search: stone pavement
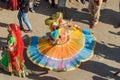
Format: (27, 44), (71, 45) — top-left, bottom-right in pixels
(0, 0), (120, 80)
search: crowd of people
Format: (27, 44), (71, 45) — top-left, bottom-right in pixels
(0, 0), (120, 78)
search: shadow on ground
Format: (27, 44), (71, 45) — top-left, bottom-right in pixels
(0, 22), (8, 28)
(94, 42), (120, 63)
(80, 61), (120, 80)
(100, 9), (120, 28)
(109, 31), (120, 36)
(79, 41), (120, 79)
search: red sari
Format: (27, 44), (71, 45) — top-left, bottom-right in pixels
(8, 0), (18, 10)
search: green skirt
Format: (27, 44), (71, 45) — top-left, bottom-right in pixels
(0, 51), (28, 76)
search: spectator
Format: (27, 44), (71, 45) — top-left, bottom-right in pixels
(18, 0), (33, 33)
(88, 0), (103, 28)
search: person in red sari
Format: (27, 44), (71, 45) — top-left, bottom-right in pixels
(8, 0), (18, 10)
(0, 24), (28, 77)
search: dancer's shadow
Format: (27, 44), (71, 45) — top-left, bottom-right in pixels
(79, 41), (120, 79)
(94, 42), (120, 63)
(0, 22), (8, 28)
(80, 61), (120, 80)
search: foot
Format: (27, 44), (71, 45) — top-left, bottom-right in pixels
(90, 23), (96, 28)
(20, 27), (24, 31)
(0, 7), (3, 11)
(24, 30), (32, 33)
(90, 20), (97, 28)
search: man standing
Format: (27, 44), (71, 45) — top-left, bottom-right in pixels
(88, 0), (103, 28)
(18, 0), (33, 33)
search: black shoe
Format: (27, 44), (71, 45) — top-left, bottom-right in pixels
(29, 8), (35, 13)
(20, 27), (24, 31)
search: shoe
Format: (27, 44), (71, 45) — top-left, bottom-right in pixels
(90, 20), (97, 28)
(90, 24), (96, 28)
(20, 27), (24, 31)
(34, 4), (39, 7)
(29, 8), (35, 13)
(24, 30), (32, 33)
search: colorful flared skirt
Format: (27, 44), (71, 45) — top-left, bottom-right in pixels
(27, 29), (96, 71)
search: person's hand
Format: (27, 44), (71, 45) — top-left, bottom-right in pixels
(94, 0), (100, 6)
(67, 19), (73, 26)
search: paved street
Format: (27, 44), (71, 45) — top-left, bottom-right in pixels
(0, 0), (120, 80)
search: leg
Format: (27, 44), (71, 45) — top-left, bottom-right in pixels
(88, 0), (94, 19)
(51, 0), (55, 7)
(22, 13), (32, 31)
(17, 10), (24, 30)
(29, 0), (35, 13)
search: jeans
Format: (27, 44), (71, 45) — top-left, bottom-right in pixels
(17, 10), (32, 30)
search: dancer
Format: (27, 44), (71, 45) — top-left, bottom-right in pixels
(27, 12), (96, 71)
(0, 24), (28, 77)
(45, 12), (66, 31)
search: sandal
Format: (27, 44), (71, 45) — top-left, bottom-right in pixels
(24, 30), (32, 33)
